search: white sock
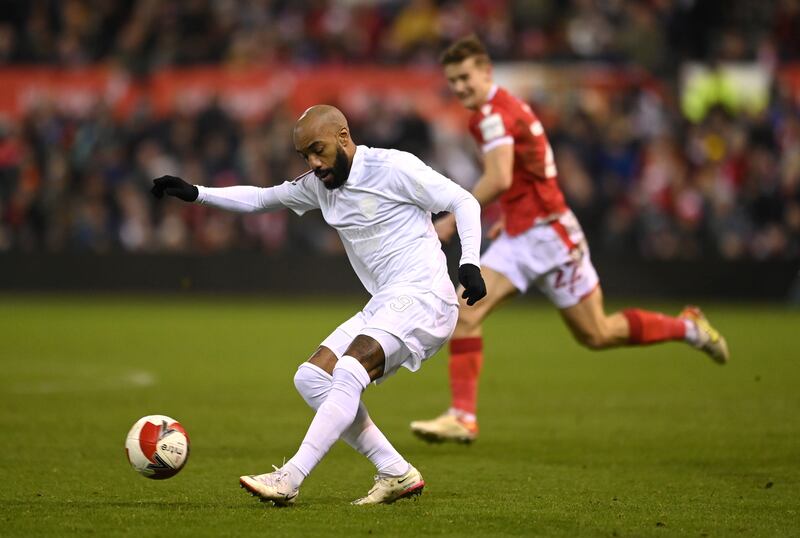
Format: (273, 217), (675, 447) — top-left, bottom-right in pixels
(285, 356), (370, 485)
(293, 362), (409, 477)
(683, 319), (700, 346)
(349, 413), (410, 477)
(449, 407), (477, 423)
(280, 461), (305, 490)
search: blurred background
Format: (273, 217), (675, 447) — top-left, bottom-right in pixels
(0, 0), (798, 298)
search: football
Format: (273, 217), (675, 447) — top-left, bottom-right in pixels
(125, 415), (190, 479)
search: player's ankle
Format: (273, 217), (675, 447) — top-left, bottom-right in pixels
(281, 462), (306, 490)
(449, 407), (477, 423)
(683, 319), (701, 346)
(378, 460), (411, 478)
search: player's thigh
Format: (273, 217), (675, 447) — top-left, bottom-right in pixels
(314, 310), (369, 374)
(456, 266), (518, 329)
(363, 289), (458, 382)
(343, 333), (388, 381)
(307, 346), (339, 375)
(558, 285), (607, 343)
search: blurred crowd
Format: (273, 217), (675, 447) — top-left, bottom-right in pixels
(0, 94), (436, 256)
(546, 89), (800, 261)
(1, 0), (799, 72)
(0, 0), (799, 260)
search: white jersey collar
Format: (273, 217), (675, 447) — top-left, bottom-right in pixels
(345, 145), (367, 187)
(485, 84), (499, 103)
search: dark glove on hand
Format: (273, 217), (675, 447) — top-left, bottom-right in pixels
(458, 263), (487, 306)
(151, 175), (199, 202)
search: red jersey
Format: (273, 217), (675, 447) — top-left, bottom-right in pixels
(468, 85), (568, 236)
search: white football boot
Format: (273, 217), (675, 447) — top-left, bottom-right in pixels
(352, 465), (425, 505)
(679, 306), (730, 364)
(410, 412), (478, 444)
(239, 466), (299, 506)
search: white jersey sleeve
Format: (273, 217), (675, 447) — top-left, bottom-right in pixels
(195, 174), (320, 216)
(392, 155), (482, 267)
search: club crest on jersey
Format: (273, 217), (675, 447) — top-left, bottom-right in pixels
(479, 113), (505, 141)
(359, 196), (378, 219)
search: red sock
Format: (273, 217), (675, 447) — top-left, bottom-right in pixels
(623, 309), (686, 345)
(449, 337), (483, 416)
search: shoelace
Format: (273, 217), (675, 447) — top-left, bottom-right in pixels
(365, 475), (383, 496)
(258, 465), (288, 486)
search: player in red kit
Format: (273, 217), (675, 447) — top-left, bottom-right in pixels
(410, 35), (729, 444)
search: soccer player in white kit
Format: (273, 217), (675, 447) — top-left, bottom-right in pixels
(151, 105), (486, 505)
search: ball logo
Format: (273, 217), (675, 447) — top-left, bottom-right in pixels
(126, 415), (190, 479)
(159, 443), (185, 456)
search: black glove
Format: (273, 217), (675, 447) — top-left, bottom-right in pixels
(151, 175), (199, 202)
(458, 263), (486, 306)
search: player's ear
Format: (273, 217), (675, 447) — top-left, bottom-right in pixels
(337, 127), (350, 147)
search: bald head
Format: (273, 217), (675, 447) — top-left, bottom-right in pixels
(295, 105), (349, 138)
(294, 104), (356, 190)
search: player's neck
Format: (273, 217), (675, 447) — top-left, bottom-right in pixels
(474, 84), (498, 109)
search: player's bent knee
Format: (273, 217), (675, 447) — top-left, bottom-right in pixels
(294, 362), (332, 406)
(307, 345), (338, 374)
(574, 330), (611, 350)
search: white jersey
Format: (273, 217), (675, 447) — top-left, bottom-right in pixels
(196, 145), (481, 303)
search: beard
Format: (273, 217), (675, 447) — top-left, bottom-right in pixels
(318, 146), (351, 191)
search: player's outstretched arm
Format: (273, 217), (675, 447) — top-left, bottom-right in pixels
(151, 175), (198, 202)
(151, 175), (302, 213)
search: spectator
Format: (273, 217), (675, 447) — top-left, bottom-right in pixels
(0, 0), (797, 260)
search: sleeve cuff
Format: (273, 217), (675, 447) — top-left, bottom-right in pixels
(459, 255), (481, 268)
(195, 185), (206, 204)
(481, 136), (513, 153)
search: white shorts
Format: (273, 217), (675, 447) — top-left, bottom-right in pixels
(320, 286), (458, 383)
(481, 211), (599, 309)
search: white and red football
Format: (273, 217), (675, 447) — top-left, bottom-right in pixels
(125, 415), (190, 479)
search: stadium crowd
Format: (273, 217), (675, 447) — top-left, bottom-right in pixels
(0, 0), (799, 260)
(1, 0), (799, 70)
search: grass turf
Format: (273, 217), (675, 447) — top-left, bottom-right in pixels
(0, 295), (797, 537)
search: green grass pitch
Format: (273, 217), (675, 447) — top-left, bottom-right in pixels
(1, 295), (798, 537)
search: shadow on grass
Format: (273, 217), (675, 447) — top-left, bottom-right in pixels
(2, 494), (362, 512)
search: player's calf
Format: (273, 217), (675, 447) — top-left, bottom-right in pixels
(572, 328), (616, 350)
(568, 317), (627, 350)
